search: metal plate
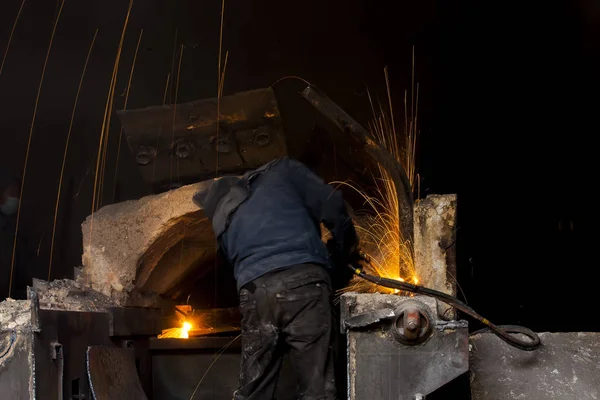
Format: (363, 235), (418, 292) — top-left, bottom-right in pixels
(0, 332), (33, 398)
(109, 307), (162, 337)
(347, 325), (469, 399)
(117, 88), (287, 192)
(87, 346), (148, 400)
(471, 332), (600, 400)
(341, 293), (469, 399)
(150, 337), (297, 400)
(34, 309), (116, 400)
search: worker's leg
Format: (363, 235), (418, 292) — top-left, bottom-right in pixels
(233, 284), (284, 400)
(280, 265), (336, 400)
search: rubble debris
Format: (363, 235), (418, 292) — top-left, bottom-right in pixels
(32, 278), (116, 312)
(0, 299), (35, 332)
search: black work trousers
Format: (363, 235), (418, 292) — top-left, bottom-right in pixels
(233, 264), (336, 400)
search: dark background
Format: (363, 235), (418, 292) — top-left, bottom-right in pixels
(0, 0), (597, 331)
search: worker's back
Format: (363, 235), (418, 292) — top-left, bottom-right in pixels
(194, 157), (355, 400)
(220, 158), (331, 291)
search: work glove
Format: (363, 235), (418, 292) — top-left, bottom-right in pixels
(327, 239), (362, 290)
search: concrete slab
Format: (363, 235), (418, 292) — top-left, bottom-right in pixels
(80, 181), (215, 305)
(470, 332), (600, 400)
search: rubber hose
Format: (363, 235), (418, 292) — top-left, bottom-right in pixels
(347, 264), (541, 351)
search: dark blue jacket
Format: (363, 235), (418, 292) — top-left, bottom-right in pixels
(193, 157), (357, 291)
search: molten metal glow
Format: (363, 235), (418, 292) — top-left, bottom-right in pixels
(180, 321), (192, 339)
(158, 320), (194, 339)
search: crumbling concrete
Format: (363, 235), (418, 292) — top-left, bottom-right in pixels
(413, 194), (457, 318)
(470, 332), (600, 400)
(32, 278), (116, 312)
(80, 181), (215, 306)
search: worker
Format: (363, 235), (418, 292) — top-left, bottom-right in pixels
(193, 156), (358, 400)
(0, 177), (19, 229)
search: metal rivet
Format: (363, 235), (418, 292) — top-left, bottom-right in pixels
(174, 140), (195, 159)
(214, 137), (233, 153)
(316, 283), (321, 287)
(136, 146), (157, 165)
(253, 130), (271, 147)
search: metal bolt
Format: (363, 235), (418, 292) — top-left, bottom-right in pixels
(392, 300), (433, 345)
(403, 309), (421, 339)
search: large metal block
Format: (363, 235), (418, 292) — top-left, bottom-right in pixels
(0, 298), (38, 399)
(0, 332), (35, 399)
(341, 293), (469, 400)
(87, 346), (148, 400)
(471, 332), (600, 400)
(149, 337), (297, 400)
(0, 296), (152, 400)
(117, 88), (287, 193)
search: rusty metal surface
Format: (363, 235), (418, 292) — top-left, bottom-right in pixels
(87, 346), (148, 400)
(344, 307), (395, 329)
(117, 88), (287, 192)
(471, 332), (600, 400)
(0, 332), (34, 399)
(109, 307), (162, 337)
(2, 304), (154, 400)
(150, 337), (297, 400)
(35, 309), (115, 400)
(341, 293), (469, 400)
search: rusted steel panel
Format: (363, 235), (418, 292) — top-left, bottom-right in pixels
(117, 88), (287, 192)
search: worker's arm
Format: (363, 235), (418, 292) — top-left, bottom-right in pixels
(286, 158), (359, 262)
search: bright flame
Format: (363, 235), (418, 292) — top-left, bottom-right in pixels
(180, 321), (192, 338)
(158, 320), (195, 339)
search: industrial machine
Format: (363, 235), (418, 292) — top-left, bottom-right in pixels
(0, 86), (537, 399)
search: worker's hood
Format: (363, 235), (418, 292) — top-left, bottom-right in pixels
(193, 158), (281, 238)
(193, 176), (242, 221)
